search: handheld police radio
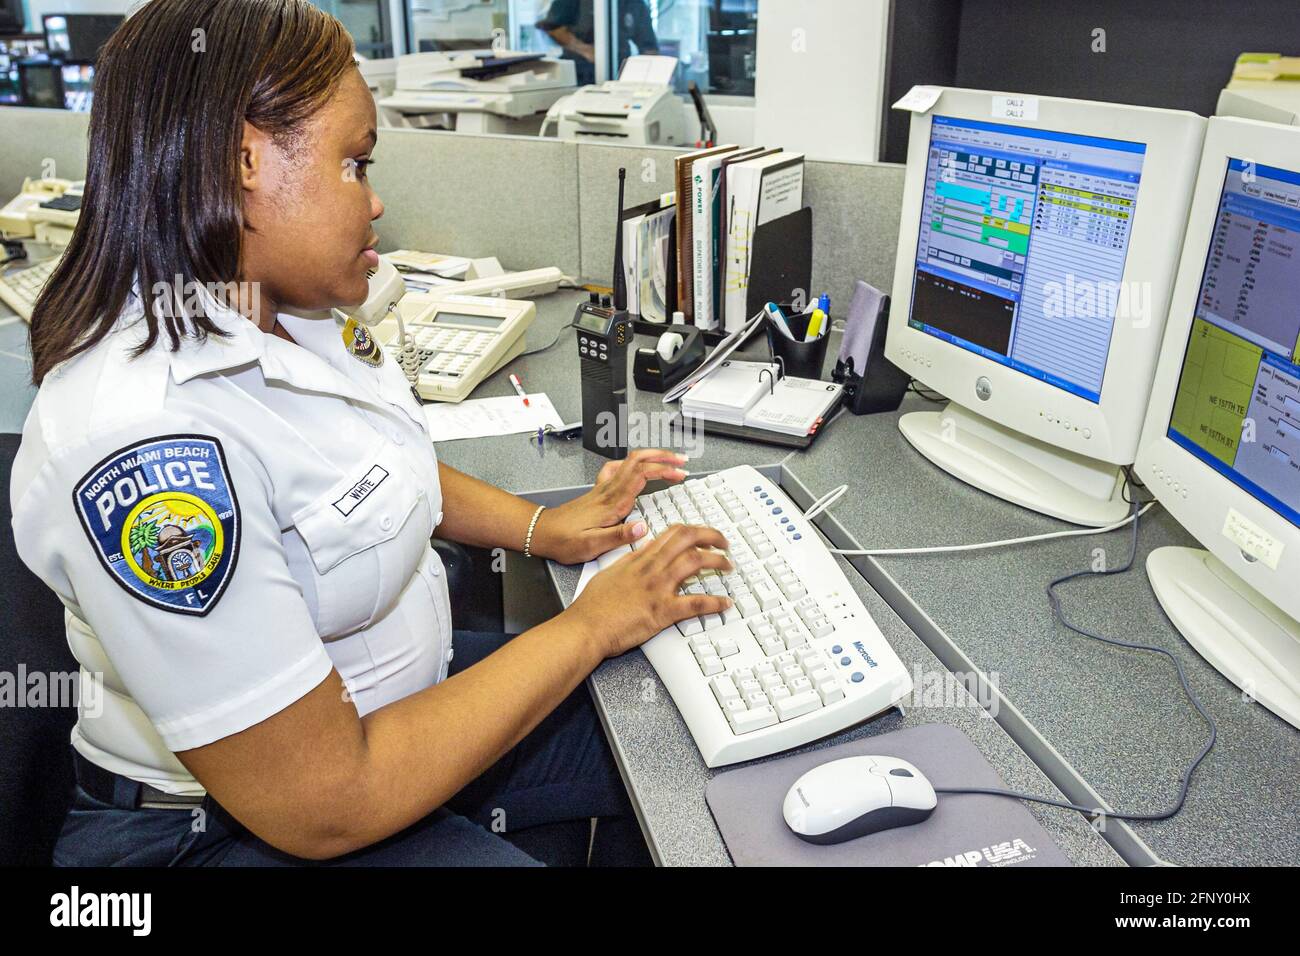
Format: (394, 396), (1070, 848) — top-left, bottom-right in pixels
(576, 167), (631, 459)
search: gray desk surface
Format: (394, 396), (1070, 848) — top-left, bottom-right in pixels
(783, 408), (1300, 867)
(438, 290), (1123, 866)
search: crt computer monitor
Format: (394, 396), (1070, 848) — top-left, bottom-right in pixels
(886, 88), (1205, 526)
(18, 59), (62, 108)
(1135, 115), (1300, 729)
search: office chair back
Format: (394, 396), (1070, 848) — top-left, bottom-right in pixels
(0, 433), (78, 865)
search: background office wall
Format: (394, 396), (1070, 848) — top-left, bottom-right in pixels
(23, 0), (133, 32)
(882, 0), (1300, 162)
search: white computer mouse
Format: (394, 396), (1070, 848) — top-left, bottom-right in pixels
(783, 755), (937, 844)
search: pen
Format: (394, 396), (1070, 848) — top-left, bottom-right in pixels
(509, 373), (530, 407)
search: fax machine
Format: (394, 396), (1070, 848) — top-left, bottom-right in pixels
(379, 50), (576, 135)
(541, 55), (688, 146)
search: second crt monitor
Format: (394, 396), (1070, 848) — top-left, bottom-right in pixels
(1136, 116), (1300, 729)
(886, 88), (1205, 525)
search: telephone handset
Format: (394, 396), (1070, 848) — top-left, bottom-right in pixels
(344, 257), (406, 326)
(339, 253), (536, 403)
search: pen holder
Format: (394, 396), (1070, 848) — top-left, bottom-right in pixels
(767, 306), (830, 379)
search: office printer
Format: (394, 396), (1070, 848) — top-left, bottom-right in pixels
(541, 55), (688, 146)
(379, 50), (576, 134)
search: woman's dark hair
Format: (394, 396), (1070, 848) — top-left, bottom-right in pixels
(29, 0), (357, 385)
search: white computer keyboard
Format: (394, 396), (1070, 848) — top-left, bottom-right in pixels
(0, 257), (58, 321)
(578, 464), (913, 767)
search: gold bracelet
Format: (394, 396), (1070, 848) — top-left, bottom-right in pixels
(523, 505), (546, 558)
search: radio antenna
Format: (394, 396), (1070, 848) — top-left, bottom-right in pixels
(612, 166), (627, 311)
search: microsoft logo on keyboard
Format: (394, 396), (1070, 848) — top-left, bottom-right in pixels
(853, 642), (878, 669)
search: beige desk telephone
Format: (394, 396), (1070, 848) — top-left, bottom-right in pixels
(344, 257), (536, 404)
(0, 178), (83, 246)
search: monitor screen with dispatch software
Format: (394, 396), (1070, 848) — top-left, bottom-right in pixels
(1165, 158), (1300, 530)
(908, 115), (1147, 404)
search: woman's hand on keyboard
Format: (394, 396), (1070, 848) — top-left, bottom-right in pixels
(570, 524), (733, 658)
(533, 448), (689, 564)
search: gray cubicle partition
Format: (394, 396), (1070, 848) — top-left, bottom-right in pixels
(0, 108), (907, 312)
(0, 107), (91, 200)
(370, 129), (582, 278)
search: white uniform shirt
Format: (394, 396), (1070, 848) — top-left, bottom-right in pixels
(11, 291), (453, 795)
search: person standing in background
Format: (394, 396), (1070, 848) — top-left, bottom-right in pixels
(538, 0), (659, 86)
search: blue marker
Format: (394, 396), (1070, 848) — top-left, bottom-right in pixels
(818, 292), (830, 315)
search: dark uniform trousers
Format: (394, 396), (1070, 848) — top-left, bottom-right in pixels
(53, 631), (649, 866)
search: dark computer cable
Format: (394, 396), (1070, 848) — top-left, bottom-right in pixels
(517, 320), (574, 358)
(906, 379), (946, 404)
(816, 471), (1216, 823)
(931, 487), (1217, 822)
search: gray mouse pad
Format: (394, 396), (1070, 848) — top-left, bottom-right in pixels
(706, 723), (1073, 866)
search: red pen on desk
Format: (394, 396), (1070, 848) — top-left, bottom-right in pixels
(509, 373), (530, 407)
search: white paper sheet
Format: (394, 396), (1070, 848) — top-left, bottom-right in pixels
(423, 393), (563, 442)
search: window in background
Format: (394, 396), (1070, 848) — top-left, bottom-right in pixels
(315, 0), (394, 59)
(608, 0), (756, 96)
(408, 0), (503, 52)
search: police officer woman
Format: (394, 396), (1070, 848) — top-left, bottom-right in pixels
(11, 0), (731, 866)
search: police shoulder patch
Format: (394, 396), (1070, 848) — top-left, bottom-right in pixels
(74, 435), (241, 617)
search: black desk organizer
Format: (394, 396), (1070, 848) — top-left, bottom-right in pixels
(631, 206), (813, 345)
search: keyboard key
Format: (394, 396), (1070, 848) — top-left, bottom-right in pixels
(753, 581), (782, 611)
(745, 690), (769, 708)
(714, 637), (740, 658)
(816, 680), (845, 705)
(699, 655), (724, 676)
(729, 705), (778, 734)
(677, 618), (703, 636)
(709, 675), (740, 705)
(808, 618), (835, 639)
(735, 595), (760, 618)
(775, 691), (822, 721)
(760, 636), (784, 656)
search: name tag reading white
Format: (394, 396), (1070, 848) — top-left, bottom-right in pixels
(1222, 507), (1285, 570)
(334, 466), (389, 517)
(992, 95), (1038, 121)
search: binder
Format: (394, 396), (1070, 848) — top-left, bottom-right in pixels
(674, 145), (741, 326)
(722, 152), (805, 331)
(743, 206), (813, 321)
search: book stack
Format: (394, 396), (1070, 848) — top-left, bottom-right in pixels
(673, 145), (809, 335)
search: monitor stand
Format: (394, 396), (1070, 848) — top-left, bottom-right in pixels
(1147, 547), (1300, 730)
(899, 403), (1129, 527)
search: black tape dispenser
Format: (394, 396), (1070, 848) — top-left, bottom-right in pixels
(633, 327), (706, 393)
